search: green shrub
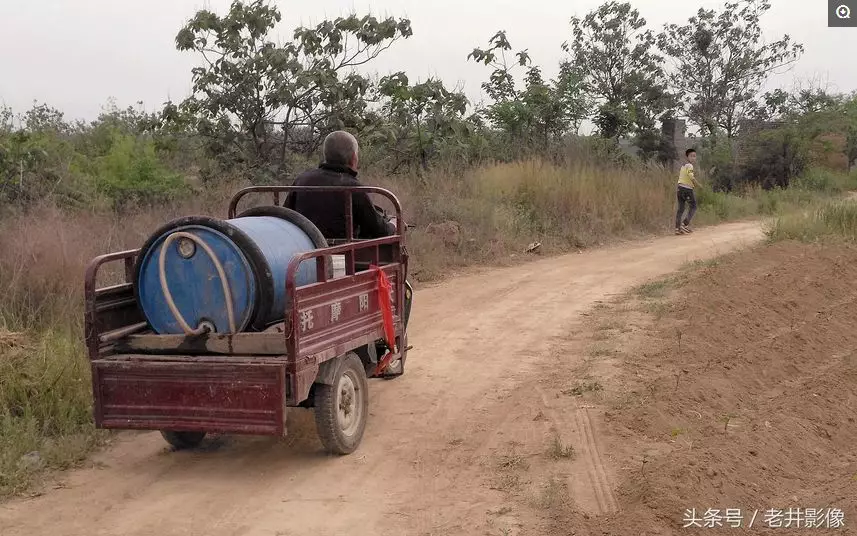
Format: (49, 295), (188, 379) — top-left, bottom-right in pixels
(740, 126), (810, 189)
(698, 140), (738, 192)
(792, 167), (857, 194)
(86, 132), (186, 208)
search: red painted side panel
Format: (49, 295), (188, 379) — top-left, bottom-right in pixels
(294, 268), (399, 358)
(285, 266), (403, 403)
(91, 358), (287, 436)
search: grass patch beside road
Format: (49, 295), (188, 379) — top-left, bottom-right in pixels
(766, 198), (857, 244)
(0, 330), (105, 497)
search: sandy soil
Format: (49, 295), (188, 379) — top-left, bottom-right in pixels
(554, 240), (857, 535)
(0, 221), (765, 536)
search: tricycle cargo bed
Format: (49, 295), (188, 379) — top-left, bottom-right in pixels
(90, 261), (402, 357)
(92, 356), (287, 436)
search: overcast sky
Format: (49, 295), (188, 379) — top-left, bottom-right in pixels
(1, 0), (855, 123)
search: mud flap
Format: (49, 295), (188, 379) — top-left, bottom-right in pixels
(315, 354), (346, 386)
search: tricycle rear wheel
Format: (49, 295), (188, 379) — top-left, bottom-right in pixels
(161, 430), (206, 450)
(314, 353), (368, 455)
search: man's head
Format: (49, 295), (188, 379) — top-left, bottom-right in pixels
(685, 148), (697, 164)
(323, 130), (359, 170)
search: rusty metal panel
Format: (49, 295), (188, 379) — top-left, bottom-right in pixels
(94, 284), (142, 330)
(288, 361), (320, 406)
(114, 332), (288, 356)
(91, 358), (287, 436)
(85, 250), (143, 359)
(286, 265), (403, 404)
(293, 268), (399, 357)
(354, 244), (400, 265)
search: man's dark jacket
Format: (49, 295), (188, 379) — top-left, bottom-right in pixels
(283, 163), (391, 240)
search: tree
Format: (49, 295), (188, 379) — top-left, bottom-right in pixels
(468, 31), (530, 103)
(0, 103), (67, 204)
(788, 91), (857, 173)
(657, 0), (803, 139)
(468, 31), (589, 150)
(751, 77), (844, 122)
(167, 0), (412, 180)
(564, 1), (673, 140)
(0, 129), (49, 202)
(373, 73), (471, 172)
(467, 30), (534, 145)
(553, 61), (591, 136)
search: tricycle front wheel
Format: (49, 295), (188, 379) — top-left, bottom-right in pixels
(314, 353), (368, 455)
(161, 430), (206, 450)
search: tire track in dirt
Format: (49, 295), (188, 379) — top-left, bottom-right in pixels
(574, 408), (618, 514)
(0, 221), (765, 536)
(535, 386), (617, 516)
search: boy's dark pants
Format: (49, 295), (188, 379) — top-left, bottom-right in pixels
(676, 186), (697, 229)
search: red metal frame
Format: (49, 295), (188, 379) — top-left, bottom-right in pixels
(227, 185), (405, 239)
(84, 185), (408, 437)
(84, 249), (145, 359)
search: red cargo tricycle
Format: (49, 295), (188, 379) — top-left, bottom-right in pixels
(84, 186), (412, 455)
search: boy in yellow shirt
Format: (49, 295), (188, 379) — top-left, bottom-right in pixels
(675, 148), (701, 235)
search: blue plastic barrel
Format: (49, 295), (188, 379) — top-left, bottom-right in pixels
(134, 207), (328, 335)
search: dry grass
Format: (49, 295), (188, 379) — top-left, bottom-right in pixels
(369, 158), (680, 279)
(547, 434), (576, 460)
(766, 198), (857, 244)
(530, 476), (571, 511)
(0, 330), (106, 496)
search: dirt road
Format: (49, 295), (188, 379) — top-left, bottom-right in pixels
(0, 221), (765, 536)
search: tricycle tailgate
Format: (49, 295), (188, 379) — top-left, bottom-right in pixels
(91, 356), (286, 436)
